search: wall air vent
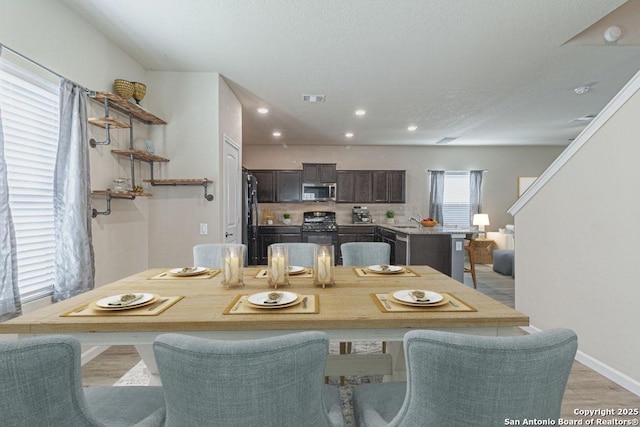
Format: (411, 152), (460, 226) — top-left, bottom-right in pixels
(435, 137), (458, 144)
(570, 114), (596, 122)
(302, 94), (326, 103)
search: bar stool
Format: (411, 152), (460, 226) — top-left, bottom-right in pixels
(464, 240), (477, 288)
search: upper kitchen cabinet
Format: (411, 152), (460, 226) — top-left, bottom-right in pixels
(388, 170), (406, 203)
(337, 170), (405, 203)
(251, 170), (276, 203)
(302, 163), (337, 184)
(276, 170), (302, 202)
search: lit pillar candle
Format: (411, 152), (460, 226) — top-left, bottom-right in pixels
(317, 253), (331, 283)
(225, 254), (240, 284)
(271, 255), (284, 283)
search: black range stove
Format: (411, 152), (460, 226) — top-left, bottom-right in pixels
(301, 211), (338, 251)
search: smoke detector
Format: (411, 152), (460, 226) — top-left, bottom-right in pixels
(302, 94), (326, 103)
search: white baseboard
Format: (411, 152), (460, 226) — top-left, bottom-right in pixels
(80, 345), (110, 366)
(524, 325), (640, 397)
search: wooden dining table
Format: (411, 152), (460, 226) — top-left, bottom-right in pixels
(0, 265), (528, 382)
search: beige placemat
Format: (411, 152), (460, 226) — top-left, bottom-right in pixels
(371, 292), (475, 313)
(354, 267), (420, 278)
(61, 296), (183, 317)
(255, 268), (314, 278)
(148, 269), (220, 280)
(223, 294), (319, 314)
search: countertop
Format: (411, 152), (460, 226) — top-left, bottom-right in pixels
(258, 223), (474, 235)
(377, 223), (475, 235)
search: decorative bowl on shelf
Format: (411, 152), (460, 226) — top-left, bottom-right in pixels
(420, 219), (438, 227)
(113, 79), (134, 99)
(132, 82), (146, 105)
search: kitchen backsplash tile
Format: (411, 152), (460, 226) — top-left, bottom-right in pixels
(258, 202), (418, 225)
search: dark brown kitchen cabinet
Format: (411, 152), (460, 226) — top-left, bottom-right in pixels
(372, 171), (389, 202)
(337, 170), (405, 203)
(257, 226), (301, 264)
(276, 170), (301, 202)
(336, 171), (355, 202)
(337, 171), (372, 203)
(388, 170), (406, 203)
(302, 163), (336, 183)
(251, 170), (276, 203)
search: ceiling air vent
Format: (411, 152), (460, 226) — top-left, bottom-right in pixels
(570, 114), (596, 123)
(302, 94), (326, 103)
(435, 137), (458, 144)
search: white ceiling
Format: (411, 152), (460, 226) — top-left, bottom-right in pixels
(59, 0), (640, 147)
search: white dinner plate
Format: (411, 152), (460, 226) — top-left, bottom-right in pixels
(247, 291), (299, 307)
(288, 266), (305, 275)
(392, 290), (444, 305)
(366, 264), (404, 274)
(95, 293), (156, 309)
(169, 266), (208, 277)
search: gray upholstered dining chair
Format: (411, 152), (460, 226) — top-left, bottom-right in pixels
(193, 243), (248, 267)
(271, 242), (317, 267)
(340, 242), (391, 266)
(0, 335), (165, 427)
(352, 328), (578, 427)
(153, 331), (345, 427)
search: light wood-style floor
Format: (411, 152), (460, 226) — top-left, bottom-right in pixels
(82, 264), (640, 424)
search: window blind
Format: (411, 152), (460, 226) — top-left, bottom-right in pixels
(442, 171), (471, 228)
(0, 57), (60, 302)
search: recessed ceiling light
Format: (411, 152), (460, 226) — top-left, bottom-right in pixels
(407, 125), (418, 131)
(345, 132), (354, 138)
(573, 85), (591, 95)
(257, 107), (269, 114)
(272, 131), (281, 137)
(355, 109), (366, 116)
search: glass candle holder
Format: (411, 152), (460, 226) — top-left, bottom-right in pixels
(314, 244), (335, 288)
(267, 245), (289, 288)
(221, 245), (244, 289)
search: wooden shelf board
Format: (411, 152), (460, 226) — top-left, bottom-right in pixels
(90, 92), (167, 125)
(143, 179), (212, 185)
(111, 149), (170, 163)
(92, 190), (153, 197)
(88, 117), (131, 129)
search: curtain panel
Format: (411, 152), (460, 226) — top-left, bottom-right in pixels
(428, 170), (445, 223)
(469, 170), (484, 219)
(53, 80), (94, 302)
(0, 107), (22, 321)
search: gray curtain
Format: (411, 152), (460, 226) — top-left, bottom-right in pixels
(428, 170), (445, 223)
(0, 107), (23, 321)
(469, 170), (484, 218)
(53, 80), (94, 302)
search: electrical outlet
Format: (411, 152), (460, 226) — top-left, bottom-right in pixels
(199, 223), (208, 235)
(455, 241), (463, 251)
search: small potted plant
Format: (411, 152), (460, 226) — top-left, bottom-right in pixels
(282, 213), (291, 224)
(385, 210), (395, 224)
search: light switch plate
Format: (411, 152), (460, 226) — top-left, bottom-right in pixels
(199, 223), (208, 235)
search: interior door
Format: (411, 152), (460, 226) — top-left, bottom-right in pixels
(223, 135), (241, 244)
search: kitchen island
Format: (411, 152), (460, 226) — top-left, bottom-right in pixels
(375, 224), (474, 282)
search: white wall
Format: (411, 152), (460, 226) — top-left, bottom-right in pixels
(243, 145), (563, 229)
(515, 81), (640, 386)
(0, 1), (242, 285)
(0, 0), (151, 286)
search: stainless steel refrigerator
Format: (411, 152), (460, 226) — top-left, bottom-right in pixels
(242, 170), (259, 265)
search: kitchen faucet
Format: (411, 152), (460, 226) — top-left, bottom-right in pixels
(409, 216), (423, 224)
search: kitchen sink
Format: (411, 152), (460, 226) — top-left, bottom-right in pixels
(394, 225), (419, 229)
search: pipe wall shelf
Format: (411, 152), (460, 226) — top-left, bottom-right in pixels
(90, 92), (166, 125)
(143, 179), (214, 201)
(112, 149), (170, 164)
(88, 117), (131, 129)
(90, 190), (152, 217)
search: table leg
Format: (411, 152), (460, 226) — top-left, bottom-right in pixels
(134, 344), (162, 385)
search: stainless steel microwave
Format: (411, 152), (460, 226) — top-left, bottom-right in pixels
(302, 182), (336, 201)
